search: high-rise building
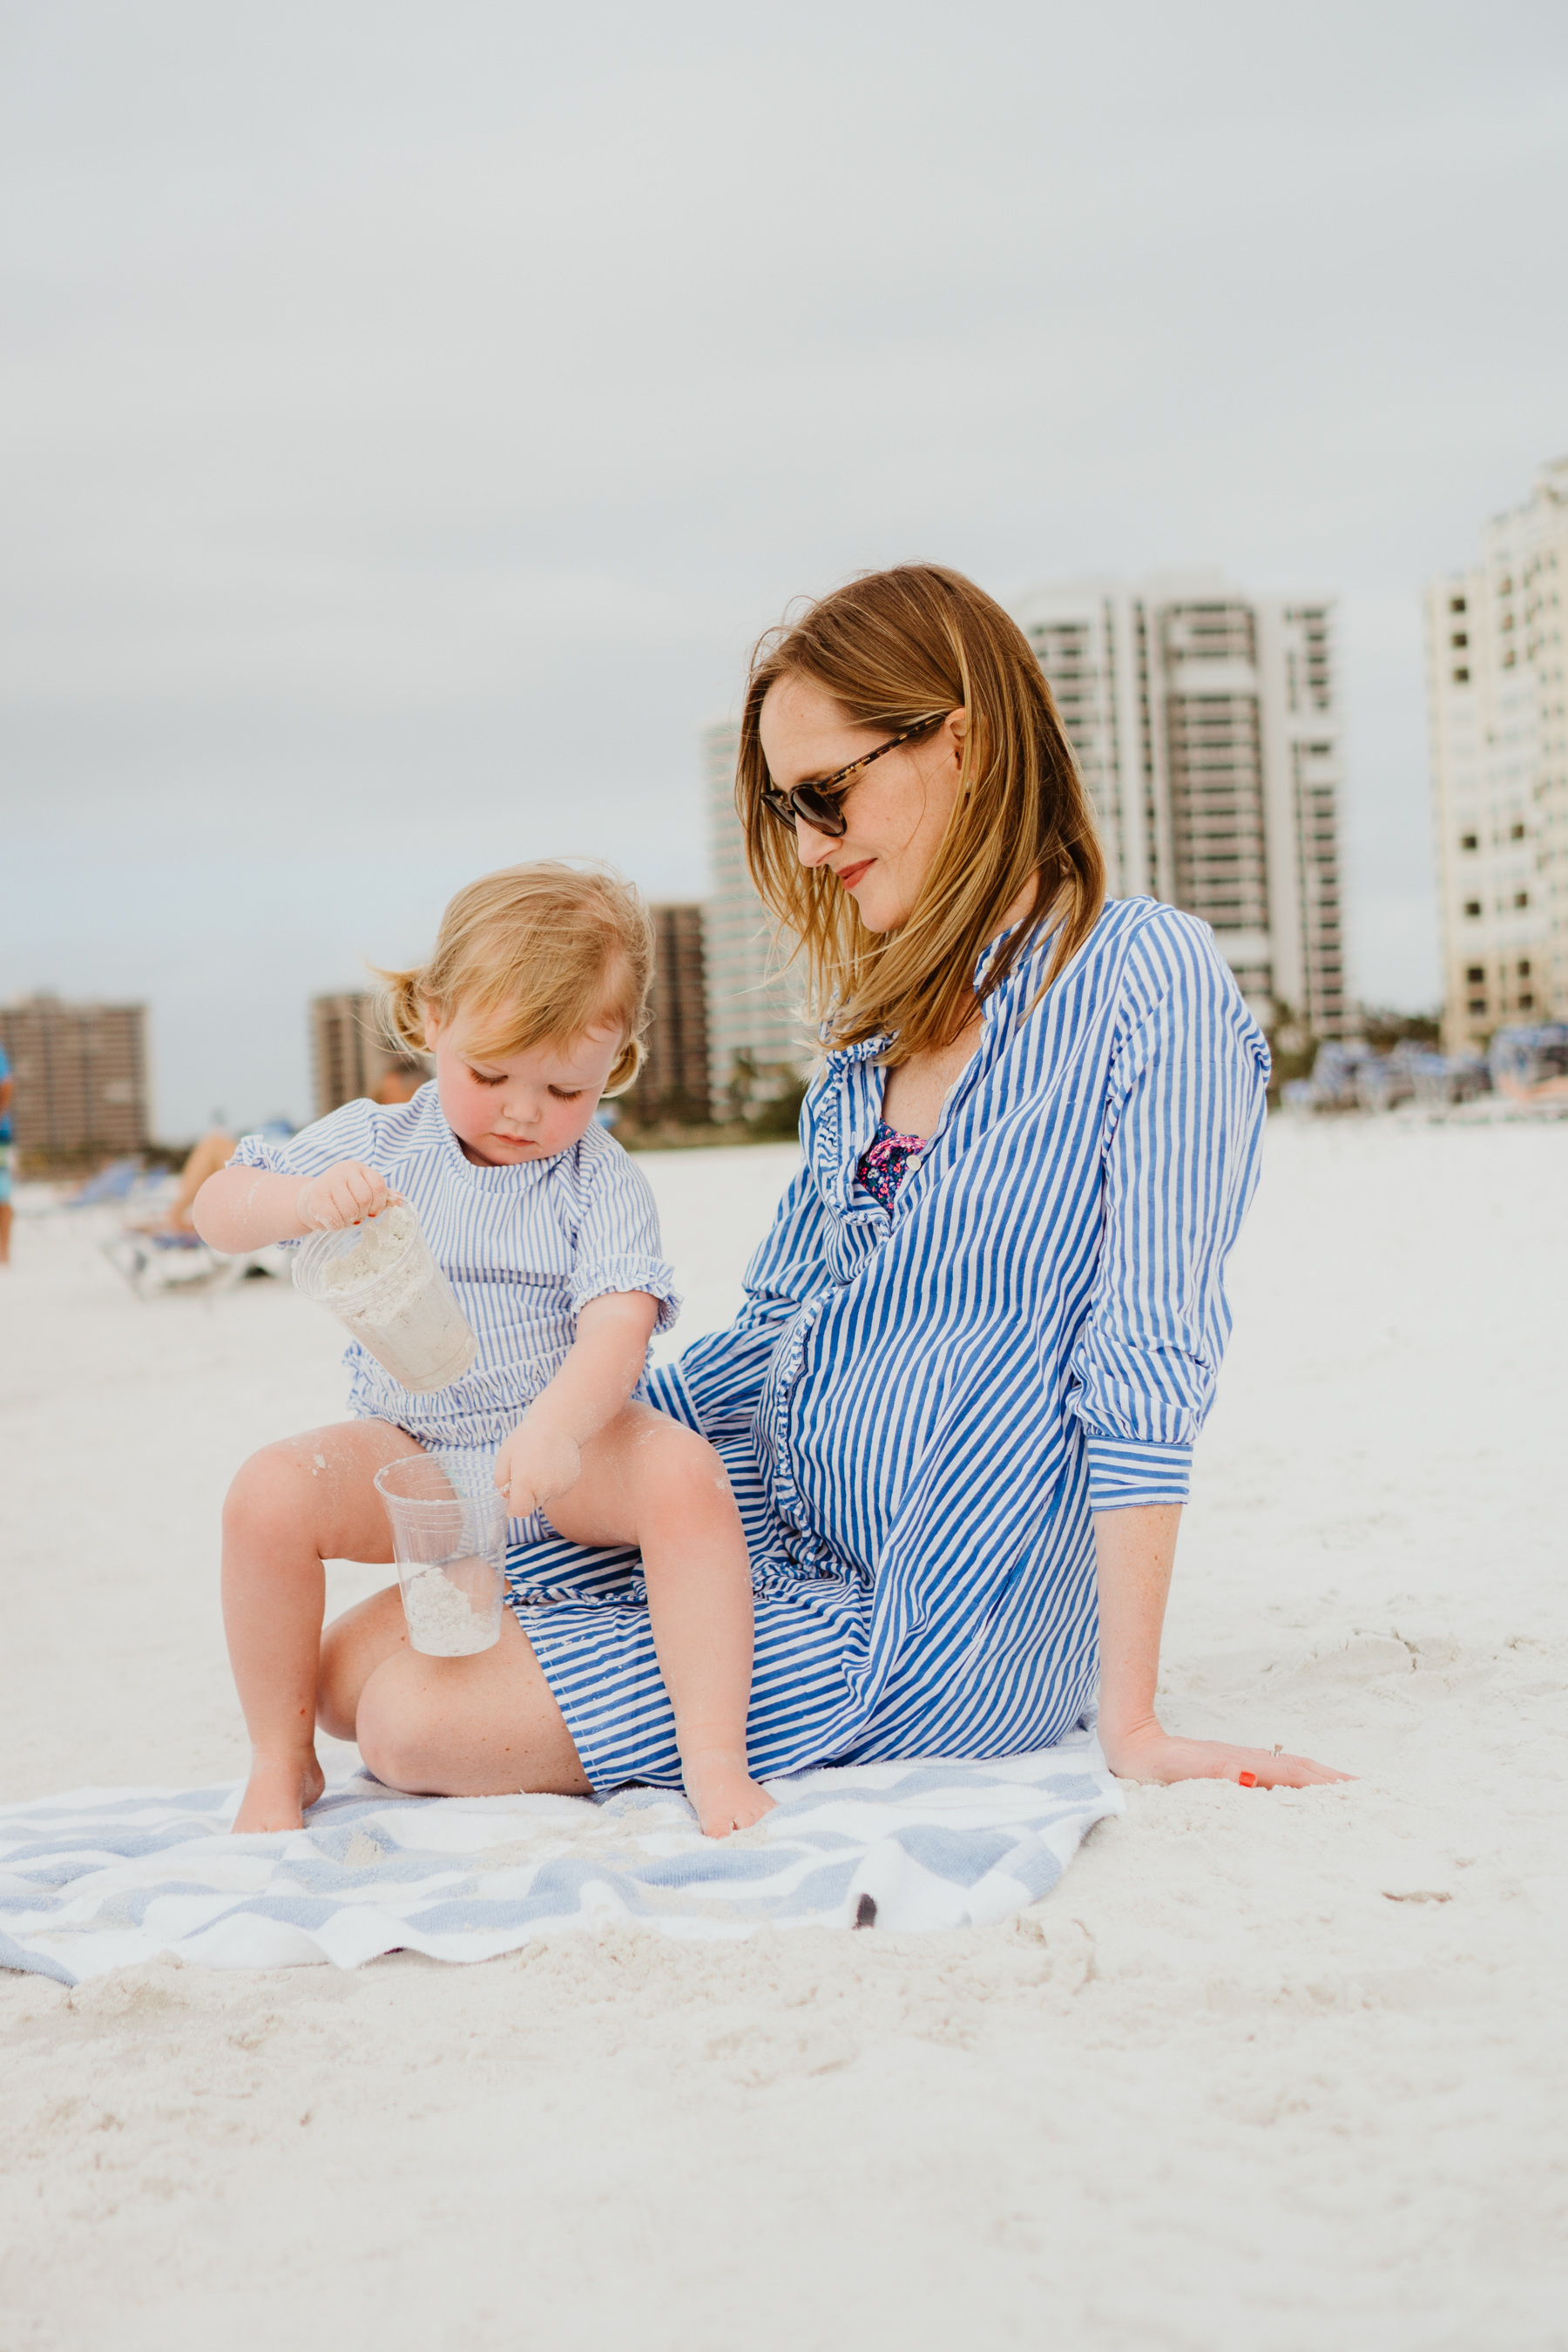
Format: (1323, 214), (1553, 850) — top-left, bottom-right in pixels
(0, 994), (149, 1157)
(1424, 456), (1568, 1054)
(700, 719), (808, 1118)
(1012, 576), (1348, 1037)
(624, 902), (712, 1125)
(310, 993), (409, 1120)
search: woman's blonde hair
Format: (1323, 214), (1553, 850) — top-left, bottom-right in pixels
(737, 564), (1105, 1063)
(374, 862), (653, 1095)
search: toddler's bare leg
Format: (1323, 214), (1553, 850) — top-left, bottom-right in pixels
(221, 1418), (423, 1833)
(544, 1402), (775, 1837)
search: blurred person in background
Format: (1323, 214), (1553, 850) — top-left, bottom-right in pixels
(125, 1057), (424, 1242)
(131, 1130), (238, 1235)
(375, 1055), (429, 1105)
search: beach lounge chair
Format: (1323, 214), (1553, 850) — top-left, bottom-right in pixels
(100, 1230), (288, 1297)
(66, 1158), (148, 1209)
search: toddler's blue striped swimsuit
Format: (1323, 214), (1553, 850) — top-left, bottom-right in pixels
(231, 1092), (679, 1541)
(510, 897), (1270, 1792)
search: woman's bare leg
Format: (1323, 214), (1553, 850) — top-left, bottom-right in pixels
(132, 1128), (235, 1234)
(221, 1418), (423, 1833)
(545, 1402), (774, 1836)
(324, 1593), (591, 1798)
(168, 1130), (237, 1229)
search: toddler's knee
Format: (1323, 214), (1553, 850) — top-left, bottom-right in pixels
(654, 1428), (727, 1501)
(221, 1443), (303, 1542)
(669, 1423), (728, 1484)
(639, 1427), (736, 1537)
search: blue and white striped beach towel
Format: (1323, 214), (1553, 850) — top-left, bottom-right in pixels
(0, 1729), (1121, 1984)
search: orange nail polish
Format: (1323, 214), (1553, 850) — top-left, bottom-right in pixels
(1239, 1770), (1257, 1787)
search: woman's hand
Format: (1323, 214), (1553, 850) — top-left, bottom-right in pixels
(1099, 1717), (1352, 1788)
(296, 1161), (402, 1232)
(1093, 1504), (1351, 1789)
(494, 1417), (583, 1519)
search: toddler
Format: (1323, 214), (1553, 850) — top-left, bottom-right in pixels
(194, 862), (774, 1842)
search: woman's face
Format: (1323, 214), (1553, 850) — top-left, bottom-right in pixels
(758, 674), (966, 934)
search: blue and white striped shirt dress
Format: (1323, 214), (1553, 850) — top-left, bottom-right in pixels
(514, 898), (1270, 1792)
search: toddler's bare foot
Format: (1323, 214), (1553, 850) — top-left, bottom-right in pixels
(682, 1748), (777, 1839)
(232, 1750), (326, 1835)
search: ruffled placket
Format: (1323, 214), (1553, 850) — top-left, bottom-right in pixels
(752, 938), (1033, 1550)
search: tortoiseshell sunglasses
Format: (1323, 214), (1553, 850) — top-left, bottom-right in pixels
(759, 713), (949, 839)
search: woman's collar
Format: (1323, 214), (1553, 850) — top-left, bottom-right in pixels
(820, 909), (1056, 1074)
(971, 908), (1056, 993)
(821, 1031), (892, 1074)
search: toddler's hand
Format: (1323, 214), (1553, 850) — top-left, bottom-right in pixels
(494, 1420), (582, 1519)
(296, 1161), (402, 1232)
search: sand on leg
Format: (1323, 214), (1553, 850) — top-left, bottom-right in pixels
(543, 1400), (775, 1836)
(221, 1416), (424, 1833)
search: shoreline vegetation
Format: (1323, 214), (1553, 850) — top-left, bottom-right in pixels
(617, 1092), (807, 1153)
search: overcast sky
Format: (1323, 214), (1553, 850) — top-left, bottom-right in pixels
(3, 0), (1565, 1136)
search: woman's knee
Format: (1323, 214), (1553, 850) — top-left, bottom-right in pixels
(355, 1702), (428, 1794)
(316, 1586), (406, 1744)
(354, 1658), (445, 1794)
(315, 1614), (364, 1744)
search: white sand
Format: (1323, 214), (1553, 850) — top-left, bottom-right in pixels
(307, 1203), (477, 1392)
(2, 1124), (1565, 2349)
(396, 1560), (502, 1655)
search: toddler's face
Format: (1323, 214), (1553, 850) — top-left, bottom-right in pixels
(422, 1011), (624, 1167)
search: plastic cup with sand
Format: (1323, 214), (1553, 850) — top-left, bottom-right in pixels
(373, 1455), (508, 1657)
(292, 1203), (477, 1394)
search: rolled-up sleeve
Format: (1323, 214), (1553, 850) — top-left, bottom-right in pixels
(1066, 916), (1269, 1510)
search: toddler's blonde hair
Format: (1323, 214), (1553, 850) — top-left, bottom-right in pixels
(375, 862), (654, 1096)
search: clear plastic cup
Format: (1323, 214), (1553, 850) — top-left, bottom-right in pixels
(373, 1454), (507, 1656)
(294, 1204), (477, 1394)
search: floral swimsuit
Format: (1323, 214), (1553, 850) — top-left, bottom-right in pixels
(855, 1122), (925, 1213)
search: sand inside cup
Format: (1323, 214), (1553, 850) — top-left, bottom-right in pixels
(373, 1452), (507, 1658)
(399, 1561), (502, 1656)
(317, 1205), (422, 1303)
(307, 1205), (476, 1391)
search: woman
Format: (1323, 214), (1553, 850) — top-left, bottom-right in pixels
(319, 564), (1344, 1798)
